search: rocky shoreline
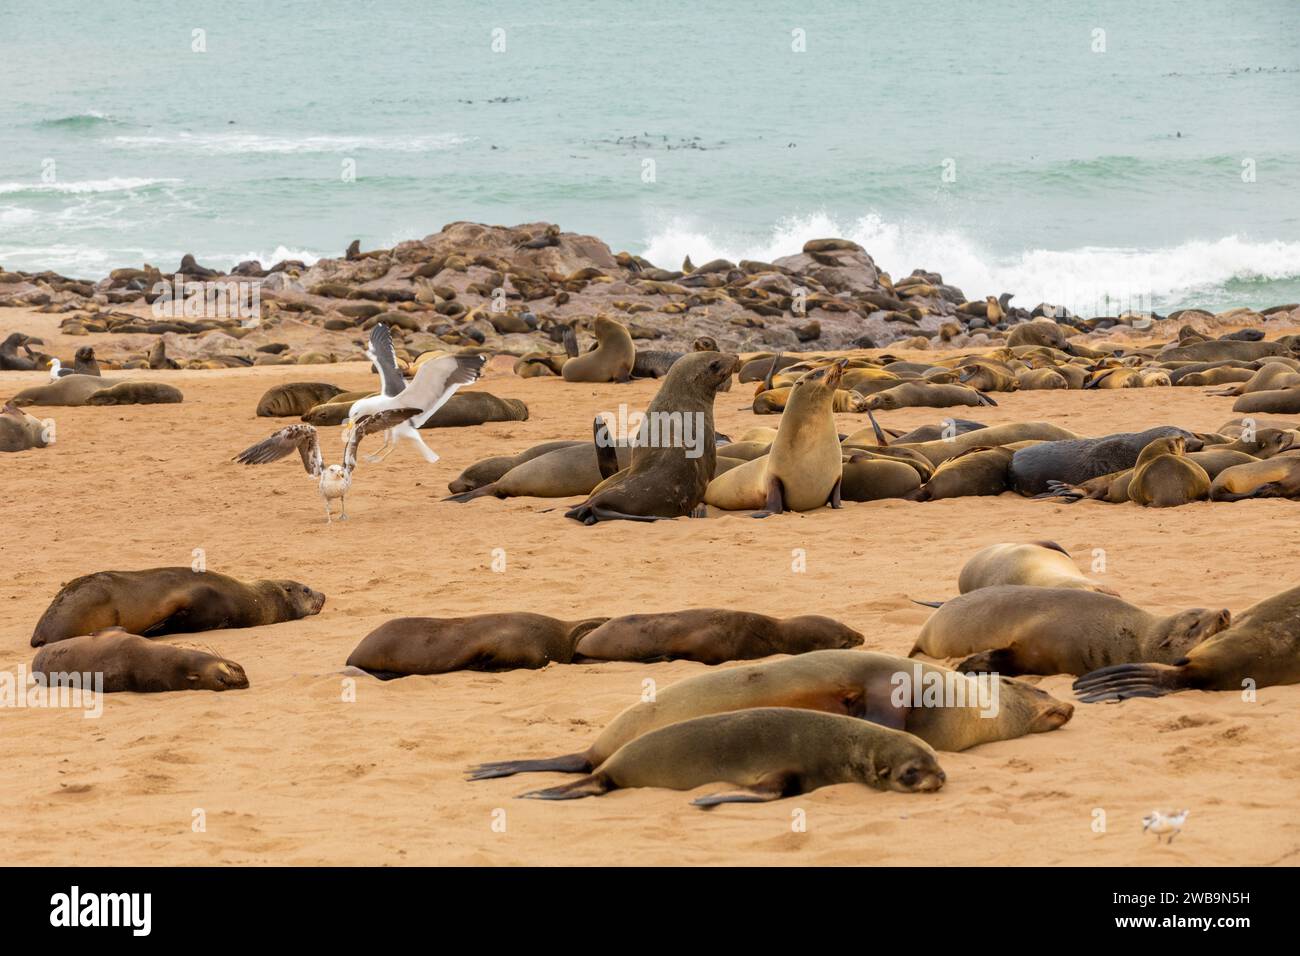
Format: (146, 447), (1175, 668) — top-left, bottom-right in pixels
(3, 220), (1299, 371)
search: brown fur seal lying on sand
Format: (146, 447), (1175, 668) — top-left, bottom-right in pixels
(957, 541), (1118, 595)
(0, 402), (51, 452)
(468, 649), (1073, 780)
(911, 586), (1230, 676)
(518, 708), (946, 806)
(31, 628), (249, 692)
(32, 568), (326, 646)
(1075, 583), (1300, 700)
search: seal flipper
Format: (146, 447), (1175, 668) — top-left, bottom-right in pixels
(975, 390), (998, 407)
(444, 484), (499, 503)
(866, 408), (888, 446)
(592, 416), (620, 480)
(910, 599), (945, 608)
(750, 475), (786, 518)
(467, 753), (592, 780)
(956, 647), (1023, 676)
(828, 475), (843, 509)
(519, 772), (612, 800)
(1072, 662), (1186, 702)
(562, 327), (579, 358)
(692, 772), (797, 808)
(1038, 480), (1085, 503)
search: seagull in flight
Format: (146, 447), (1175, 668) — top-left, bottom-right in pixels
(234, 408), (420, 522)
(350, 323), (486, 464)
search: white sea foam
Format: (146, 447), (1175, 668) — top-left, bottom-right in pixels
(0, 178), (179, 195)
(104, 132), (469, 154)
(642, 212), (1300, 315)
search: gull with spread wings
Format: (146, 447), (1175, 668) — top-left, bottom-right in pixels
(234, 408), (420, 522)
(351, 323), (486, 464)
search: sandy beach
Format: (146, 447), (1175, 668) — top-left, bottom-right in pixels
(3, 305), (1298, 867)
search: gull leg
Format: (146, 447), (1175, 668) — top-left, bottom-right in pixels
(365, 429), (393, 463)
(339, 496), (349, 520)
(323, 495), (333, 524)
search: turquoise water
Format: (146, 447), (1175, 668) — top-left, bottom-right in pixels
(2, 0), (1298, 314)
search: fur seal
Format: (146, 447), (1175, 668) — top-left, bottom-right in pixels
(911, 586), (1230, 676)
(10, 374), (122, 407)
(467, 649), (1073, 781)
(1009, 426), (1199, 496)
(957, 542), (1117, 595)
(447, 441), (584, 494)
(83, 381), (183, 405)
(256, 382), (345, 417)
(865, 382), (995, 410)
(840, 455), (924, 501)
(842, 422), (1078, 466)
(0, 402), (51, 452)
(1127, 436), (1210, 507)
(1232, 388), (1300, 414)
(345, 614), (609, 677)
(31, 628), (249, 693)
(905, 446), (1014, 501)
(32, 568), (326, 647)
(445, 441), (633, 502)
(561, 316), (636, 383)
(705, 360), (847, 514)
(571, 609), (863, 665)
(566, 352), (738, 523)
(517, 707), (946, 805)
(1074, 583), (1300, 699)
(1210, 457), (1300, 500)
(419, 392), (529, 428)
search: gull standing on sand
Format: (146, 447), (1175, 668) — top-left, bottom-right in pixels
(1142, 809), (1189, 844)
(234, 408), (420, 522)
(349, 323), (486, 464)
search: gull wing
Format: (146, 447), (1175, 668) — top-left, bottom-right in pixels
(398, 353), (487, 427)
(344, 407), (423, 472)
(368, 323), (408, 398)
(234, 424), (322, 476)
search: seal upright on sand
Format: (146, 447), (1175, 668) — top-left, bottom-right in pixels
(565, 351), (738, 523)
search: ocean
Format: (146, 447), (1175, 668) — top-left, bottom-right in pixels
(1, 0), (1298, 315)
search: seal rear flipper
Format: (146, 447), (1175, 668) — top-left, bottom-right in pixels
(467, 753), (592, 780)
(519, 772), (611, 800)
(1039, 480), (1085, 502)
(1071, 662), (1185, 702)
(975, 390), (998, 407)
(564, 504), (668, 524)
(443, 484), (499, 503)
(910, 598), (945, 608)
(956, 648), (1022, 676)
(866, 408), (888, 446)
(692, 773), (795, 809)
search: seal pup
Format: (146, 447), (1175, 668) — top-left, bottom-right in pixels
(571, 609), (863, 664)
(234, 407), (419, 521)
(704, 359), (848, 515)
(347, 323), (486, 464)
(1127, 435), (1210, 507)
(1074, 583), (1300, 700)
(0, 402), (51, 452)
(32, 568), (326, 647)
(956, 541), (1118, 595)
(518, 708), (946, 806)
(561, 315), (636, 383)
(31, 628), (249, 693)
(912, 586), (1230, 677)
(565, 352), (738, 524)
(468, 650), (1073, 780)
(345, 614), (609, 677)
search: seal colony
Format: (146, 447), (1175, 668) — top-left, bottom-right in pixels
(5, 225), (1300, 860)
